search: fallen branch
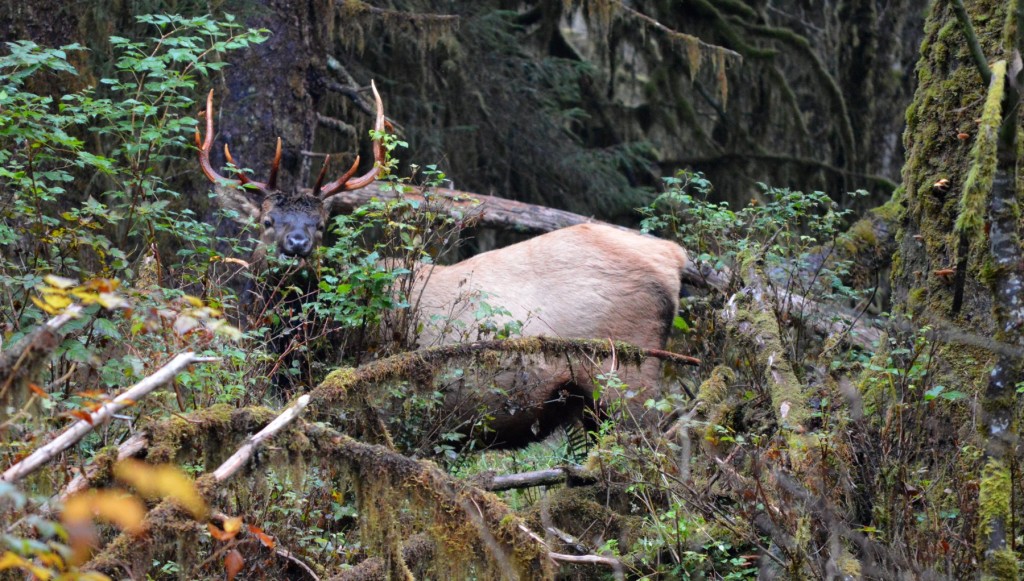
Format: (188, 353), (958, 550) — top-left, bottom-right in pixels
(474, 465), (595, 492)
(309, 336), (700, 420)
(324, 182), (731, 292)
(549, 552), (625, 573)
(722, 266), (810, 429)
(59, 432), (149, 501)
(212, 395), (311, 481)
(2, 352), (218, 483)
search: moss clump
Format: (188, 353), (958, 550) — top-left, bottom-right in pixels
(870, 188), (905, 222)
(907, 287), (927, 309)
(955, 60), (1006, 245)
(840, 218), (879, 256)
(978, 458), (1012, 537)
(982, 547), (1020, 581)
(978, 457), (1019, 579)
(522, 484), (644, 551)
(698, 365), (736, 404)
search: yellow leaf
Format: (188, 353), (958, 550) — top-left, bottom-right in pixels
(70, 287), (99, 302)
(209, 320), (242, 341)
(0, 552), (52, 580)
(43, 274), (77, 290)
(62, 489), (146, 532)
(31, 292), (71, 315)
(223, 516), (243, 535)
(97, 292), (128, 309)
(0, 552), (30, 571)
(222, 257), (250, 268)
(36, 550), (64, 570)
(114, 460), (208, 519)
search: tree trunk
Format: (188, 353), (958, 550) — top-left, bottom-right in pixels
(890, 1), (1022, 576)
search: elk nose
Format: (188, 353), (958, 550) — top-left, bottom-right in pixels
(283, 232), (312, 257)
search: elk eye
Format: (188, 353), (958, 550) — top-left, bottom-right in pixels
(262, 217), (274, 228)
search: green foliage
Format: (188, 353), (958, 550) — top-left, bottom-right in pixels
(641, 170), (866, 305)
(0, 15), (271, 578)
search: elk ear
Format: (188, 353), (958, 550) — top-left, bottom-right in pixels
(212, 184), (262, 223)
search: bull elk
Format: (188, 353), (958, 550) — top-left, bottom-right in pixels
(195, 82), (387, 265)
(196, 84), (692, 449)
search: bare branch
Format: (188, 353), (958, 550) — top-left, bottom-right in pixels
(610, 0), (741, 63)
(59, 432), (149, 501)
(211, 395), (311, 482)
(950, 0), (992, 84)
(2, 352), (218, 483)
(549, 552), (625, 574)
(474, 465), (595, 491)
(316, 112), (356, 137)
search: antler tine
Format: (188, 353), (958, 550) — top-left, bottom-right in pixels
(195, 90), (234, 186)
(267, 137), (282, 189)
(196, 89), (271, 193)
(312, 155), (332, 195)
(319, 80), (387, 197)
(320, 156), (360, 199)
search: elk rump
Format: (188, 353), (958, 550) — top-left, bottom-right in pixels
(404, 223), (689, 450)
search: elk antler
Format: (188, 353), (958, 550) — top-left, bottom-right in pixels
(318, 80), (387, 198)
(195, 90), (281, 194)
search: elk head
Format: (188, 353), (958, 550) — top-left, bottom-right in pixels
(196, 82), (386, 259)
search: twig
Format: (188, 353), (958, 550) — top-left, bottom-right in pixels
(275, 548), (320, 581)
(610, 0), (742, 63)
(316, 113), (356, 137)
(2, 352), (218, 483)
(950, 0), (992, 84)
(211, 395), (310, 482)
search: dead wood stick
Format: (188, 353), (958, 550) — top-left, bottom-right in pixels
(2, 352), (218, 483)
(518, 521), (624, 577)
(476, 465), (595, 491)
(211, 395), (310, 482)
(549, 552), (625, 573)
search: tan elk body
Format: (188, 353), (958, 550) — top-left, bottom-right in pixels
(408, 223), (687, 447)
(196, 84), (689, 448)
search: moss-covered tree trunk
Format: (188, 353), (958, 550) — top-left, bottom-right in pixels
(892, 1), (1022, 576)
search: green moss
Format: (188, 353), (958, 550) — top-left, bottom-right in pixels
(982, 547), (1020, 581)
(978, 258), (1005, 286)
(907, 287), (927, 309)
(979, 459), (1012, 534)
(698, 365), (735, 404)
(955, 60), (1006, 244)
(978, 458), (1017, 579)
(751, 309), (809, 427)
(871, 188), (906, 222)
